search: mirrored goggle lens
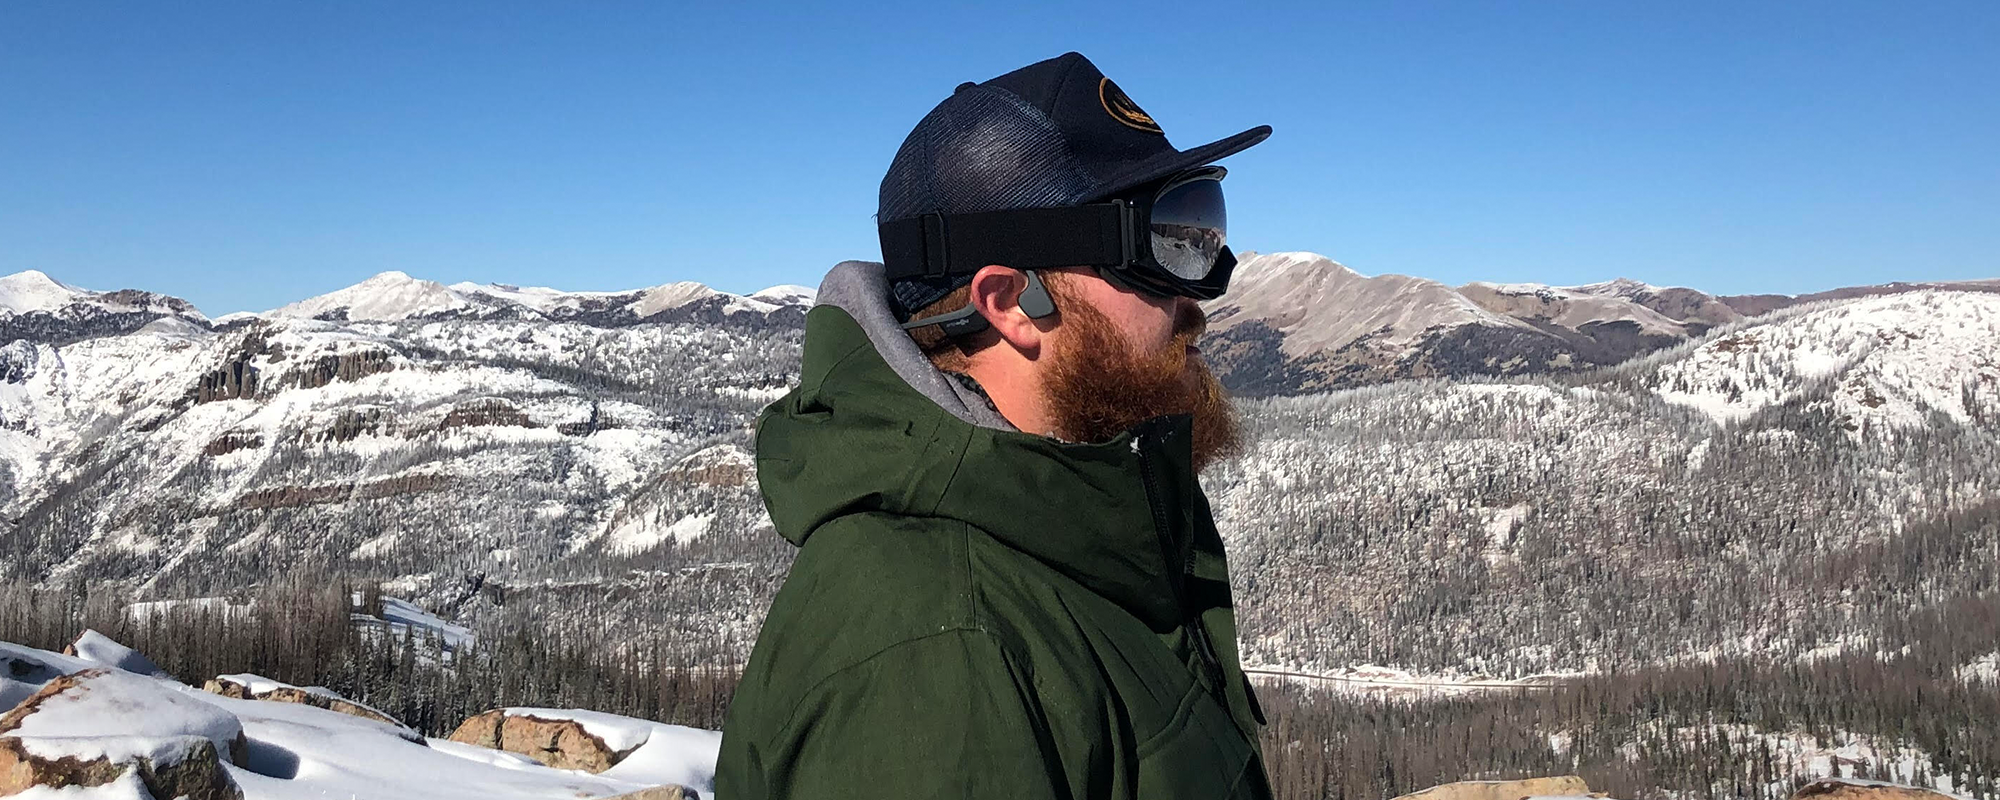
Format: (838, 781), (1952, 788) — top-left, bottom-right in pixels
(1147, 176), (1227, 281)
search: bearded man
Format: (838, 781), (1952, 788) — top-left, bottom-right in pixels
(717, 52), (1274, 799)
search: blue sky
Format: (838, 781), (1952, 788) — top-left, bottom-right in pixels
(3, 2), (1995, 314)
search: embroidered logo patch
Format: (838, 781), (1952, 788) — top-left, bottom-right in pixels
(1098, 78), (1162, 134)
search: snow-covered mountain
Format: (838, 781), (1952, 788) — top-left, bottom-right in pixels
(1720, 277), (2000, 318)
(0, 269), (206, 343)
(0, 269), (814, 646)
(1198, 252), (1997, 397)
(1200, 253), (1730, 395)
(1214, 288), (2000, 677)
(2, 266), (1996, 679)
(267, 271), (808, 327)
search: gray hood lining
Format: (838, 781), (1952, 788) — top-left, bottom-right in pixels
(814, 261), (1017, 431)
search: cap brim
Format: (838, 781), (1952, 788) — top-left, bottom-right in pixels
(1093, 124), (1272, 200)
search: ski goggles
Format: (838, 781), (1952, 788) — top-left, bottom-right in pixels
(879, 166), (1237, 303)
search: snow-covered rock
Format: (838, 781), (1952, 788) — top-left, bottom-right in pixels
(203, 674), (408, 730)
(65, 630), (169, 678)
(0, 668), (249, 800)
(0, 636), (718, 800)
(0, 642), (94, 710)
(446, 706), (719, 792)
(1, 669), (247, 762)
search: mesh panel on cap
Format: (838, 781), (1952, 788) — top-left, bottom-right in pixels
(877, 86), (1107, 321)
(878, 86), (1100, 223)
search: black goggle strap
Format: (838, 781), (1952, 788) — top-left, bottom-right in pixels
(898, 269), (1057, 336)
(879, 204), (1132, 282)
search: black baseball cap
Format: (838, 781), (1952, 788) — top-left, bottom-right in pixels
(879, 52), (1271, 319)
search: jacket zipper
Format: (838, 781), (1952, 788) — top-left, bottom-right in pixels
(1134, 423), (1229, 696)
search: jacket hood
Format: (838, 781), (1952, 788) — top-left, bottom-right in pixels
(755, 261), (1205, 629)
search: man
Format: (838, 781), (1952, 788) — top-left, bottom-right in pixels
(717, 52), (1274, 799)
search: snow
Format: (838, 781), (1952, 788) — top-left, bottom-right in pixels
(749, 284), (816, 306)
(1647, 291), (2000, 430)
(7, 770), (155, 800)
(353, 597), (476, 649)
(1616, 723), (1977, 798)
(216, 673), (299, 696)
(67, 630), (169, 677)
(206, 690), (658, 800)
(607, 512), (714, 555)
(0, 641), (96, 709)
(1960, 652), (1999, 685)
(7, 669), (243, 763)
(124, 597), (254, 624)
(1569, 276), (1666, 297)
(1459, 280), (1691, 337)
(0, 270), (87, 314)
(0, 636), (719, 800)
(271, 270), (789, 323)
(269, 271), (475, 321)
(627, 281), (728, 317)
(1244, 663), (1570, 698)
(601, 721), (723, 790)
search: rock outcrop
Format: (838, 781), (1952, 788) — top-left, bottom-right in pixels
(1390, 775), (1592, 800)
(0, 668), (247, 799)
(203, 675), (410, 732)
(1791, 779), (1963, 800)
(449, 709), (633, 773)
(0, 734), (242, 800)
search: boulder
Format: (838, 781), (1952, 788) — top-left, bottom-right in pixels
(1392, 776), (1593, 800)
(448, 709), (633, 773)
(0, 668), (246, 799)
(0, 734), (241, 800)
(1791, 779), (1963, 800)
(202, 674), (405, 728)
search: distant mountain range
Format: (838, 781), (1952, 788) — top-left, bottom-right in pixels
(1198, 252), (2000, 395)
(2, 259), (1997, 678)
(253, 271), (815, 328)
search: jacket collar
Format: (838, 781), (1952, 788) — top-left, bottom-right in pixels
(755, 263), (1206, 630)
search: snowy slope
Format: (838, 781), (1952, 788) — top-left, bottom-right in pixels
(1459, 280), (1695, 338)
(0, 271), (93, 315)
(1209, 252), (1529, 355)
(1637, 291), (2000, 429)
(1199, 253), (1707, 394)
(0, 290), (794, 647)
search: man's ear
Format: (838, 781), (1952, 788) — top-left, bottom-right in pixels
(967, 265), (1050, 356)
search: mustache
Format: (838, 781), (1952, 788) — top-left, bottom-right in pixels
(1172, 302), (1207, 342)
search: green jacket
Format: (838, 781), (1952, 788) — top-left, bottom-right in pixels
(718, 264), (1272, 799)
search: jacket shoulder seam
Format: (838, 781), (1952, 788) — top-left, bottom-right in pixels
(765, 625), (1008, 740)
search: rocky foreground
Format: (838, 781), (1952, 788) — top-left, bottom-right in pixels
(0, 632), (715, 799)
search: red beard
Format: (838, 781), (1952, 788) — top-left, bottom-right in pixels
(1039, 283), (1242, 472)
